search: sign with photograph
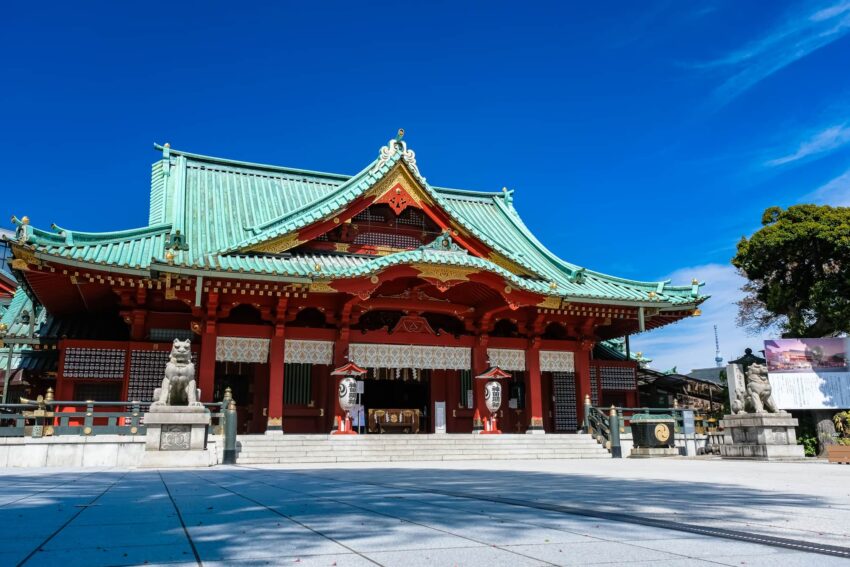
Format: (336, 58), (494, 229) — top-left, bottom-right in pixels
(764, 338), (850, 410)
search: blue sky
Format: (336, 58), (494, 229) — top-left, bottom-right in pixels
(3, 1), (850, 372)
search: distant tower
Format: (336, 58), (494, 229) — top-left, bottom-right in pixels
(714, 325), (723, 367)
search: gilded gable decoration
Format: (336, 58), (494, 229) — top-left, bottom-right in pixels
(372, 129), (426, 185)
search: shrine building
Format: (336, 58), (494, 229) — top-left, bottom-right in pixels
(1, 133), (706, 434)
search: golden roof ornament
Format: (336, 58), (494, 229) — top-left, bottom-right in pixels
(21, 216), (30, 225)
(165, 250), (175, 265)
(692, 308), (702, 317)
(692, 278), (699, 285)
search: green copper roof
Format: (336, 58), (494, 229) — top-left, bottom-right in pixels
(10, 138), (706, 308)
(0, 289), (44, 340)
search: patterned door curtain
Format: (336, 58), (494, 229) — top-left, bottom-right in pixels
(487, 348), (526, 371)
(215, 337), (270, 363)
(348, 343), (471, 370)
(284, 340), (333, 365)
(539, 350), (575, 372)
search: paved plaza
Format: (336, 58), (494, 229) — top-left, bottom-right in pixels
(1, 458), (849, 566)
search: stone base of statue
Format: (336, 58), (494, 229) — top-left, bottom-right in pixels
(631, 447), (680, 458)
(719, 412), (805, 461)
(141, 406), (212, 468)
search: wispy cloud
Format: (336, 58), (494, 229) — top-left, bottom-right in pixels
(765, 123), (850, 166)
(703, 1), (850, 103)
(807, 167), (850, 204)
(630, 264), (770, 374)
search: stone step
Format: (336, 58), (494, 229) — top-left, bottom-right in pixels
(229, 433), (610, 464)
(236, 449), (607, 458)
(237, 438), (598, 447)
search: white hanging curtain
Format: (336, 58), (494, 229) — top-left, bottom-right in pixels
(349, 343), (471, 370)
(539, 350), (575, 372)
(284, 340), (334, 365)
(487, 348), (526, 371)
(215, 337), (270, 363)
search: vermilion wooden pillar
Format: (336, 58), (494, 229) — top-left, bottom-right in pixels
(267, 334), (285, 433)
(471, 334), (489, 432)
(574, 342), (594, 427)
(526, 339), (544, 433)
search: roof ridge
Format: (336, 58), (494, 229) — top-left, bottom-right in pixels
(154, 143), (351, 181)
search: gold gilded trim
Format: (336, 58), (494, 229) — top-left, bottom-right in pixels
(487, 252), (531, 277)
(536, 296), (562, 309)
(414, 264), (472, 282)
(367, 162), (430, 205)
(248, 233), (303, 254)
(309, 281), (336, 293)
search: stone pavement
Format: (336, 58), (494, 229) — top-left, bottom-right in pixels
(1, 458), (848, 566)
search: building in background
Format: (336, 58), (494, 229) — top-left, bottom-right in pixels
(1, 135), (706, 433)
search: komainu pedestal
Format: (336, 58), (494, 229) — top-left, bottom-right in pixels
(141, 339), (212, 468)
(719, 413), (805, 461)
(719, 362), (805, 461)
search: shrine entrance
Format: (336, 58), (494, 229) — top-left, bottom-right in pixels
(213, 361), (269, 434)
(362, 368), (431, 433)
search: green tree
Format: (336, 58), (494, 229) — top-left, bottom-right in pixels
(732, 205), (850, 338)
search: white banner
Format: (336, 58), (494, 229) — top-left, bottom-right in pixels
(487, 348), (525, 371)
(284, 340), (333, 365)
(539, 350), (575, 372)
(216, 337), (270, 363)
(349, 343), (470, 370)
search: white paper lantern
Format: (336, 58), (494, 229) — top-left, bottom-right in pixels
(338, 377), (358, 414)
(484, 380), (502, 414)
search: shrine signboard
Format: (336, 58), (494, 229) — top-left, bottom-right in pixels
(764, 338), (850, 410)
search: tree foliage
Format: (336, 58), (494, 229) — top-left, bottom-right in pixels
(732, 205), (850, 338)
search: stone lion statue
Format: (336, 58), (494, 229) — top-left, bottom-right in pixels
(151, 339), (202, 408)
(732, 362), (778, 414)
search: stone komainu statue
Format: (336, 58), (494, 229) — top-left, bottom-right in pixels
(151, 339), (202, 408)
(732, 362), (778, 414)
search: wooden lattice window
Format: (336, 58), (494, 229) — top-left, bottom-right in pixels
(284, 363), (312, 405)
(553, 371), (577, 431)
(63, 348), (125, 380)
(459, 369), (472, 408)
(599, 366), (636, 390)
(353, 231), (421, 249)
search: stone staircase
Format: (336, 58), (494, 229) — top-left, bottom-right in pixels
(233, 434), (611, 464)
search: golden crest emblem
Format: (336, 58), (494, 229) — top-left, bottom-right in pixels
(654, 423), (670, 443)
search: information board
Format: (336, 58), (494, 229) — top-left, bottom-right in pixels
(764, 338), (850, 410)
